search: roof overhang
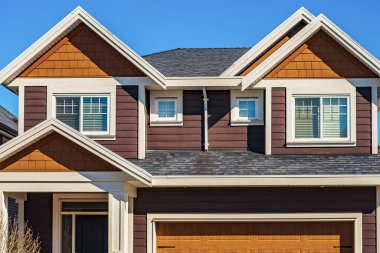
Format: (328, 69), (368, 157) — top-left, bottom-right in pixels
(152, 175), (380, 187)
(221, 7), (315, 77)
(0, 6), (167, 90)
(0, 119), (152, 186)
(241, 14), (380, 90)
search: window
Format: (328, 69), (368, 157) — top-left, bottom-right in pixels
(157, 99), (176, 120)
(54, 95), (109, 135)
(294, 96), (349, 140)
(237, 98), (257, 120)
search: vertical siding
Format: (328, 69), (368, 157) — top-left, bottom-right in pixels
(24, 86), (47, 131)
(147, 91), (203, 150)
(271, 87), (372, 154)
(98, 86), (138, 159)
(134, 187), (375, 253)
(24, 193), (53, 253)
(208, 90), (265, 152)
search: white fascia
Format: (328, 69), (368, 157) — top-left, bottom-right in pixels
(0, 119), (152, 185)
(242, 15), (380, 90)
(165, 76), (242, 87)
(0, 6), (166, 89)
(221, 7), (315, 77)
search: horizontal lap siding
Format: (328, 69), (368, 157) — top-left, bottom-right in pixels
(25, 193), (53, 253)
(24, 86), (47, 131)
(208, 90), (265, 152)
(98, 86), (138, 158)
(271, 87), (372, 154)
(134, 187), (376, 253)
(147, 91), (203, 150)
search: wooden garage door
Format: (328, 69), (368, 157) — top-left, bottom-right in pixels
(156, 222), (354, 253)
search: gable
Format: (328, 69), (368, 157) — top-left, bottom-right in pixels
(265, 31), (377, 78)
(0, 132), (119, 172)
(20, 23), (146, 78)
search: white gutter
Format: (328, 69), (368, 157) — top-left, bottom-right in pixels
(202, 87), (209, 151)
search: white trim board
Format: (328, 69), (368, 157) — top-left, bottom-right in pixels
(242, 15), (380, 90)
(221, 7), (315, 77)
(0, 7), (166, 88)
(147, 213), (362, 253)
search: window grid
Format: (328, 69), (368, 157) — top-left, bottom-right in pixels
(293, 96), (349, 141)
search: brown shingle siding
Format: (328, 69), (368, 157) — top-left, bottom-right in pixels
(24, 86), (47, 131)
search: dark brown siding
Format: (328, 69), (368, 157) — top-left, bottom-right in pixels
(25, 193), (53, 253)
(98, 86), (138, 158)
(24, 86), (47, 131)
(147, 91), (203, 150)
(271, 87), (372, 154)
(208, 90), (265, 152)
(134, 187), (376, 253)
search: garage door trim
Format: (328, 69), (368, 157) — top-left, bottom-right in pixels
(147, 213), (362, 253)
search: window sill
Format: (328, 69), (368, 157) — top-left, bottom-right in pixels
(230, 120), (264, 126)
(150, 121), (183, 127)
(86, 135), (116, 141)
(286, 141), (356, 148)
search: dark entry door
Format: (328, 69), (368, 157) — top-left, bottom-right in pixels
(75, 215), (108, 253)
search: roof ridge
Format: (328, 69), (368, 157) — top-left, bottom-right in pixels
(143, 47), (250, 57)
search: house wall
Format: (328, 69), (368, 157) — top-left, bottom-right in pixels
(134, 187), (376, 253)
(271, 86), (372, 154)
(24, 86), (47, 131)
(146, 90), (265, 152)
(24, 193), (53, 253)
(147, 90), (203, 150)
(98, 86), (139, 158)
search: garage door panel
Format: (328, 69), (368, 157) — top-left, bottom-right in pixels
(156, 222), (353, 253)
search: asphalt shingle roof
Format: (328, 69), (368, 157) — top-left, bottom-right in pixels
(143, 48), (250, 77)
(0, 106), (17, 133)
(130, 151), (380, 176)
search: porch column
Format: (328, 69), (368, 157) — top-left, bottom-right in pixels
(0, 191), (8, 252)
(109, 183), (136, 253)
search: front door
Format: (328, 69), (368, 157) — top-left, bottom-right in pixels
(75, 215), (108, 253)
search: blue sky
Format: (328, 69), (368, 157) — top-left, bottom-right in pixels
(0, 0), (379, 126)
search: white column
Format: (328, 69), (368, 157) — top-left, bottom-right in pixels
(109, 191), (129, 253)
(372, 86), (378, 154)
(265, 87), (272, 155)
(0, 191), (8, 252)
(138, 84), (146, 159)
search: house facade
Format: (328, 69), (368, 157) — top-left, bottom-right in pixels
(0, 6), (380, 253)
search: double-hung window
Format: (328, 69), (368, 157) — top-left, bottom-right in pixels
(156, 98), (176, 121)
(237, 98), (258, 120)
(55, 95), (109, 135)
(293, 96), (349, 140)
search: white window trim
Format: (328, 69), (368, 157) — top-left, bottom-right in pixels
(230, 89), (264, 126)
(155, 98), (177, 121)
(52, 193), (108, 253)
(292, 95), (351, 143)
(147, 213), (362, 253)
(53, 94), (111, 137)
(150, 90), (183, 126)
(236, 98), (259, 121)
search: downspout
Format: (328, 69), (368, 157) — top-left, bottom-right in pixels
(202, 87), (209, 151)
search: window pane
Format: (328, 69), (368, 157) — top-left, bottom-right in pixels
(239, 100), (256, 119)
(322, 97), (348, 138)
(62, 202), (108, 212)
(61, 215), (72, 253)
(56, 97), (80, 131)
(294, 98), (320, 138)
(83, 97), (108, 132)
(158, 100), (175, 118)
